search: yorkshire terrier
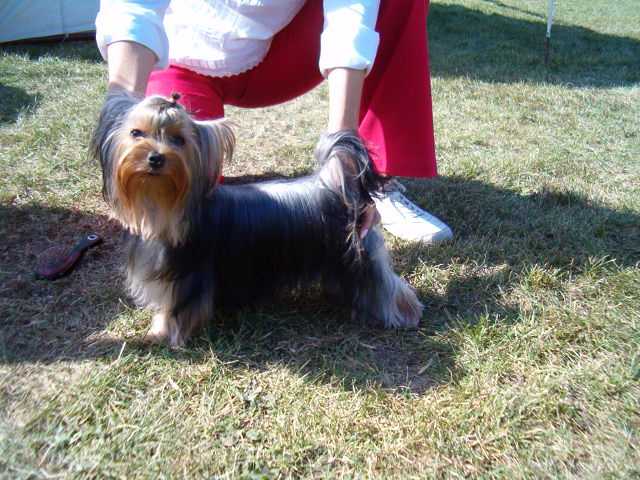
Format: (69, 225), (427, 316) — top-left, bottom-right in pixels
(92, 93), (423, 347)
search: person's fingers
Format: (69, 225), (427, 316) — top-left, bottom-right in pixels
(359, 204), (380, 239)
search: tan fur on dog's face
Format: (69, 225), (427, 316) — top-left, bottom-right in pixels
(105, 96), (235, 245)
(113, 102), (194, 243)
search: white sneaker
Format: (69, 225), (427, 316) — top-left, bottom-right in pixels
(373, 181), (453, 243)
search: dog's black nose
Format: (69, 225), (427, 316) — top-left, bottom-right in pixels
(147, 152), (165, 169)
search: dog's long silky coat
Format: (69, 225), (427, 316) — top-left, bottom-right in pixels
(92, 94), (423, 346)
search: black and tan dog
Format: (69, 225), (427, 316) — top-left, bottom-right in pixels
(92, 93), (422, 346)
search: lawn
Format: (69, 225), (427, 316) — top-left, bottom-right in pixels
(1, 0), (639, 478)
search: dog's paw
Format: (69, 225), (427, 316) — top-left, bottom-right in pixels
(393, 284), (423, 328)
(143, 327), (169, 345)
(380, 277), (423, 328)
(144, 313), (185, 347)
(354, 279), (423, 329)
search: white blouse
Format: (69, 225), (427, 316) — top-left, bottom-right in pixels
(96, 0), (381, 78)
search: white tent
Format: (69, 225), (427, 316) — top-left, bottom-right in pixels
(0, 0), (99, 43)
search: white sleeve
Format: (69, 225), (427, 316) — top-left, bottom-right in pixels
(95, 0), (171, 70)
(319, 0), (381, 78)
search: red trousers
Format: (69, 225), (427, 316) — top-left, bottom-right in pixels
(147, 0), (436, 178)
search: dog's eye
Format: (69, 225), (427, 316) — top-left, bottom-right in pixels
(171, 136), (185, 147)
(130, 129), (143, 138)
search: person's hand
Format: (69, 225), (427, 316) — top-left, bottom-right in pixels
(359, 203), (381, 239)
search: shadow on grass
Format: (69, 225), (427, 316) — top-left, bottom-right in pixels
(427, 3), (640, 87)
(479, 0), (546, 20)
(0, 39), (101, 122)
(0, 203), (124, 364)
(406, 175), (640, 269)
(398, 175), (640, 329)
(1, 177), (638, 394)
(190, 176), (639, 394)
(0, 84), (37, 123)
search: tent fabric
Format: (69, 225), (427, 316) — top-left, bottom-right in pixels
(0, 0), (99, 43)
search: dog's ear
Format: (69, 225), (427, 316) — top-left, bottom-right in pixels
(193, 119), (235, 185)
(90, 92), (137, 163)
(90, 92), (138, 203)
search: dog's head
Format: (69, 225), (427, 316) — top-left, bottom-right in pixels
(91, 93), (235, 245)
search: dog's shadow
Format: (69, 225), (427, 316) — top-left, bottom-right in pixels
(2, 175), (638, 395)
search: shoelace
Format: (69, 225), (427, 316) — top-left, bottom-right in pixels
(387, 189), (427, 216)
(377, 179), (431, 217)
(379, 178), (407, 194)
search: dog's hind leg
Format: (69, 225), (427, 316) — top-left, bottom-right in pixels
(352, 228), (423, 328)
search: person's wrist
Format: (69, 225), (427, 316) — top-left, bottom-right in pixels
(326, 67), (365, 133)
(327, 116), (359, 133)
(107, 82), (145, 99)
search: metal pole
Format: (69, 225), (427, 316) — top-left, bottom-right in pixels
(544, 0), (555, 65)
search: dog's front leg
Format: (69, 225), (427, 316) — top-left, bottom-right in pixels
(144, 310), (185, 347)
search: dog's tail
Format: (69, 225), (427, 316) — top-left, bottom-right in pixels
(315, 130), (387, 203)
(314, 130), (389, 262)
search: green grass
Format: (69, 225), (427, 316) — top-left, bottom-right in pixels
(1, 0), (639, 478)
